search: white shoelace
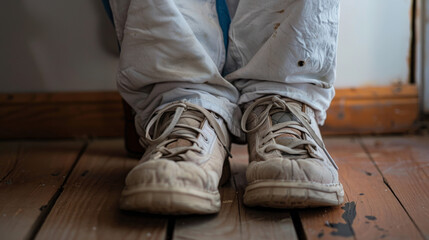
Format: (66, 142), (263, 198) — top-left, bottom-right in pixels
(241, 95), (338, 169)
(144, 101), (232, 160)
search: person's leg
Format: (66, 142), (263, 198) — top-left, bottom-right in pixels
(225, 0), (344, 207)
(226, 0), (338, 124)
(109, 0), (241, 214)
(110, 0), (242, 138)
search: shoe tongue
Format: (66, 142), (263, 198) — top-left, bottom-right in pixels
(271, 112), (304, 150)
(271, 112), (298, 125)
(162, 110), (203, 149)
(246, 98), (306, 156)
(177, 110), (202, 128)
(250, 102), (302, 140)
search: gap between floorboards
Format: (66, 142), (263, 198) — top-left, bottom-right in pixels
(26, 141), (89, 240)
(358, 137), (427, 240)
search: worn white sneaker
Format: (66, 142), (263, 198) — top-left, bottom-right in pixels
(120, 101), (231, 214)
(241, 95), (344, 208)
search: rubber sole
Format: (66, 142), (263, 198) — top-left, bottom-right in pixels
(244, 180), (344, 208)
(120, 185), (221, 215)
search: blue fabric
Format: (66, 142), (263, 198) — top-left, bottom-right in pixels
(216, 0), (231, 52)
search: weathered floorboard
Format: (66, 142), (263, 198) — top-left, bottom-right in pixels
(174, 144), (298, 240)
(232, 144), (298, 240)
(299, 138), (423, 240)
(35, 140), (168, 240)
(1, 136), (427, 240)
(362, 136), (429, 239)
(173, 181), (241, 240)
(0, 141), (84, 240)
(173, 144), (243, 240)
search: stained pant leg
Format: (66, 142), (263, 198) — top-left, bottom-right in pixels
(225, 0), (340, 124)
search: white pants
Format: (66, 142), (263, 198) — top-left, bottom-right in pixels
(109, 0), (340, 140)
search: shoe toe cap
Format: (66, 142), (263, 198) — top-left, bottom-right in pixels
(125, 160), (218, 191)
(246, 157), (339, 185)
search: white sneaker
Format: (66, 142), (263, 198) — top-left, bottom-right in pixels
(120, 101), (231, 214)
(241, 95), (344, 208)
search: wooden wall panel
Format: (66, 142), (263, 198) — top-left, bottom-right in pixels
(0, 85), (419, 140)
(0, 92), (123, 139)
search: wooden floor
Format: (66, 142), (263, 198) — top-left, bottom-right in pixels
(1, 136), (428, 240)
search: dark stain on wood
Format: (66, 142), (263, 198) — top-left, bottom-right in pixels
(374, 224), (389, 238)
(80, 170), (89, 177)
(327, 201), (356, 237)
(364, 171), (373, 176)
(375, 225), (386, 232)
(317, 229), (324, 238)
(365, 215), (377, 221)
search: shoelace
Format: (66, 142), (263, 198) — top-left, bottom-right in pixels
(144, 101), (232, 160)
(241, 95), (338, 170)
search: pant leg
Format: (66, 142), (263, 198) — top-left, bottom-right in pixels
(225, 0), (340, 124)
(110, 0), (243, 138)
(109, 0), (131, 44)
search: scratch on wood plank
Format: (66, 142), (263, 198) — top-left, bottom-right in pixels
(0, 144), (22, 182)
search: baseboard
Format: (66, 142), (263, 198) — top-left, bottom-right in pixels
(0, 92), (123, 139)
(322, 85), (419, 135)
(0, 85), (419, 139)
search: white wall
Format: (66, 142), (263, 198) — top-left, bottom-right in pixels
(336, 0), (412, 88)
(0, 0), (412, 92)
(0, 0), (119, 92)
